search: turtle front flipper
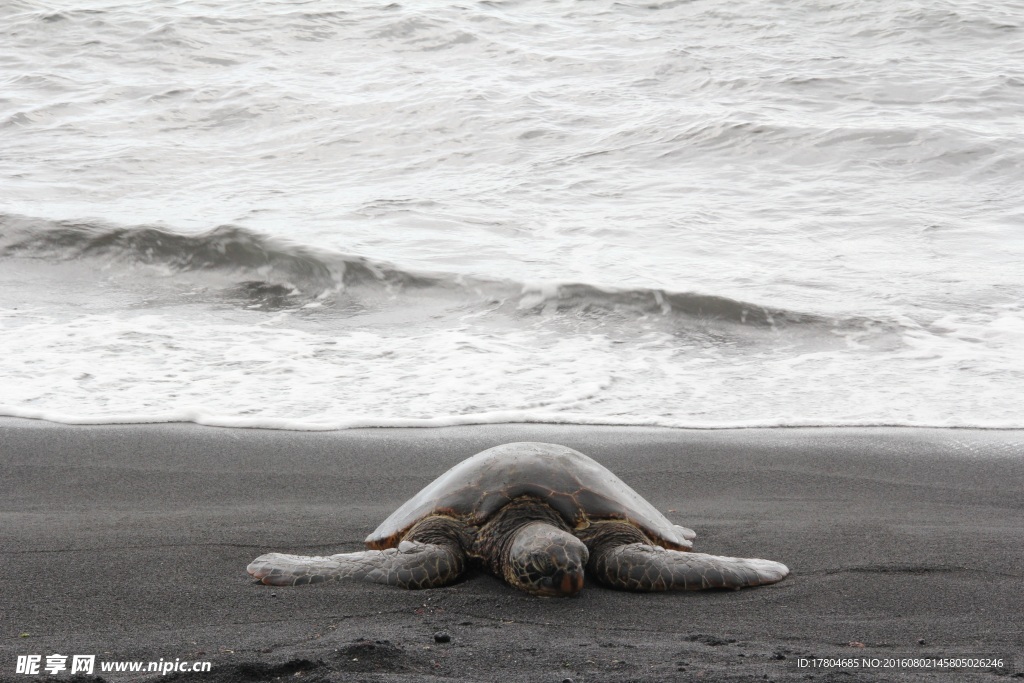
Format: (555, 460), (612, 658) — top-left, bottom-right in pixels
(247, 540), (465, 589)
(591, 543), (789, 591)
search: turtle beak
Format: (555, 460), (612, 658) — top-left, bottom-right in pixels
(529, 566), (585, 597)
(525, 566), (585, 597)
(538, 566), (584, 597)
(559, 570), (585, 596)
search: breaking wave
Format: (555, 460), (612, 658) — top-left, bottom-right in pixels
(1, 213), (848, 329)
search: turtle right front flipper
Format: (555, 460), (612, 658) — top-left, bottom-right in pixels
(247, 540), (465, 589)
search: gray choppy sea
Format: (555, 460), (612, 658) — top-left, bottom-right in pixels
(1, 0), (1022, 429)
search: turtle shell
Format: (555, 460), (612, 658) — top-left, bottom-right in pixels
(365, 442), (693, 551)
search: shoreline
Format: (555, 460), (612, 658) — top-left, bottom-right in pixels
(1, 419), (1021, 681)
(3, 409), (1024, 432)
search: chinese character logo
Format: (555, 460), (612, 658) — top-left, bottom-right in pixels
(16, 655), (41, 675)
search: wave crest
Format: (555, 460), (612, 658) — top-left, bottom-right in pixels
(2, 213), (838, 328)
(0, 214), (440, 296)
(516, 281), (819, 326)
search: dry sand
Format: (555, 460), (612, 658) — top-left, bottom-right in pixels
(1, 418), (1021, 682)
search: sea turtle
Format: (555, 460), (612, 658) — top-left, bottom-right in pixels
(248, 442), (789, 597)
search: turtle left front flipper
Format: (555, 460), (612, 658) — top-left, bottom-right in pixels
(591, 542), (789, 591)
(248, 540), (465, 589)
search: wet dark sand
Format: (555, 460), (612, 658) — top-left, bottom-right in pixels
(1, 418), (1021, 682)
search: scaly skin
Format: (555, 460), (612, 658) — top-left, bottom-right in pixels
(504, 522), (588, 596)
(471, 499), (588, 597)
(580, 521), (789, 591)
(247, 516), (468, 589)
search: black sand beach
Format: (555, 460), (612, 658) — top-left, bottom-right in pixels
(1, 418), (1021, 682)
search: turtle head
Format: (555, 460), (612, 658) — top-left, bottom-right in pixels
(506, 522), (588, 597)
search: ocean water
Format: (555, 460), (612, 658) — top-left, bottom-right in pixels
(1, 0), (1022, 430)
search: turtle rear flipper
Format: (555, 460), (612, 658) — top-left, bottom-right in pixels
(592, 543), (789, 591)
(247, 541), (465, 589)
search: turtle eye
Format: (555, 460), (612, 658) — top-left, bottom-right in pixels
(531, 554), (555, 576)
